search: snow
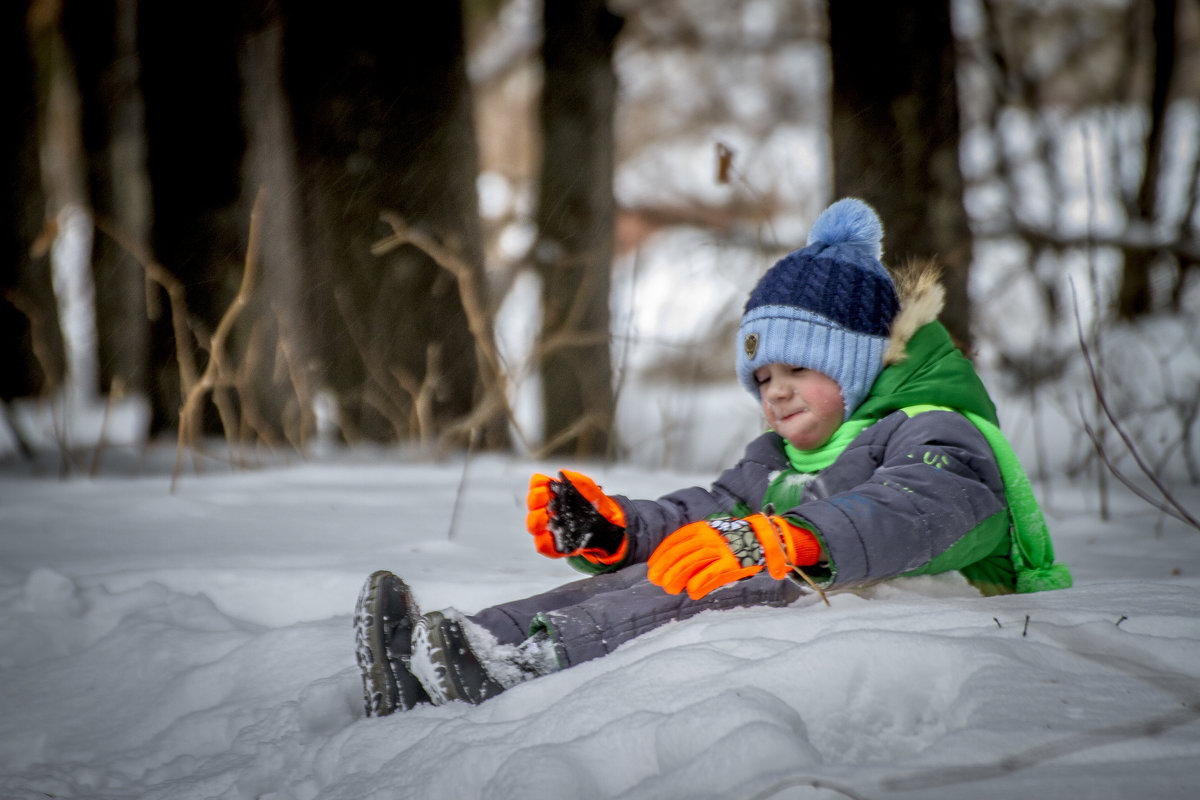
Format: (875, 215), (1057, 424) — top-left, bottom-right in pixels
(5, 5), (1199, 796)
(2, 441), (1199, 800)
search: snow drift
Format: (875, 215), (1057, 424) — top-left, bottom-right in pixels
(2, 451), (1198, 799)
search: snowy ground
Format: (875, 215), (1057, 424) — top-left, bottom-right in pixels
(2, 437), (1199, 800)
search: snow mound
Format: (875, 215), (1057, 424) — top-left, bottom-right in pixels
(2, 457), (1199, 799)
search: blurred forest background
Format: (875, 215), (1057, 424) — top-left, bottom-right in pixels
(2, 0), (1198, 491)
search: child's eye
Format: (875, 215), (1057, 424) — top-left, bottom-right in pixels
(792, 367), (807, 374)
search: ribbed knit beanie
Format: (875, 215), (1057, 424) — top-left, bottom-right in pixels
(737, 198), (900, 420)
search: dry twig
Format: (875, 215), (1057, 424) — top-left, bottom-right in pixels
(373, 212), (526, 453)
(790, 565), (831, 606)
(272, 304), (316, 452)
(332, 286), (411, 439)
(533, 411), (608, 461)
(1072, 285), (1199, 531)
(171, 189), (266, 491)
(93, 217), (201, 404)
(390, 344), (441, 454)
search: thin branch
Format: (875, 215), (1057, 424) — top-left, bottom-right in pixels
(373, 212), (506, 388)
(374, 211), (526, 449)
(1071, 283), (1200, 530)
(537, 329), (613, 358)
(975, 223), (1200, 262)
(1078, 409), (1197, 528)
(765, 515), (830, 605)
(446, 427), (481, 541)
(232, 318), (284, 455)
(438, 388), (507, 455)
(390, 343), (441, 455)
(93, 216), (201, 398)
(332, 286), (410, 437)
(88, 376), (125, 478)
(361, 387), (409, 442)
(3, 287), (61, 398)
(272, 303), (316, 453)
(790, 565), (830, 606)
(532, 411), (608, 460)
(172, 188), (266, 491)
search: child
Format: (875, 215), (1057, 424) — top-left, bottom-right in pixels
(354, 198), (1072, 716)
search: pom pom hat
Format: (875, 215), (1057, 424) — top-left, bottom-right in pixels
(737, 198), (900, 420)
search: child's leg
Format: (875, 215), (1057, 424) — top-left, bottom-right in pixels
(406, 566), (801, 706)
(464, 566), (651, 646)
(467, 563), (803, 669)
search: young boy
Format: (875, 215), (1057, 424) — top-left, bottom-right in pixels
(354, 198), (1072, 716)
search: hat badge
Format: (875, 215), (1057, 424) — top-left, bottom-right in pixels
(743, 333), (759, 359)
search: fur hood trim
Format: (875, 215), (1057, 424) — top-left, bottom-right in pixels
(884, 261), (945, 365)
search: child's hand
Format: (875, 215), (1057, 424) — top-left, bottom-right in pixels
(647, 514), (821, 599)
(526, 470), (627, 564)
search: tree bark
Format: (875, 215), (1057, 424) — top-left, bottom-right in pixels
(535, 0), (622, 458)
(829, 0), (973, 348)
(137, 0), (246, 433)
(1117, 0), (1176, 319)
(2, 0), (67, 403)
(61, 0), (152, 401)
(282, 0), (496, 448)
(235, 1), (315, 448)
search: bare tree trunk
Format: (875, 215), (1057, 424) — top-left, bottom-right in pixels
(1117, 0), (1176, 319)
(138, 0), (247, 434)
(237, 3), (315, 449)
(61, 0), (151, 401)
(2, 0), (67, 405)
(282, 0), (497, 448)
(829, 0), (973, 348)
(535, 0), (622, 458)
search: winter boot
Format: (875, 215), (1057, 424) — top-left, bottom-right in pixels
(409, 611), (560, 706)
(409, 611), (508, 705)
(354, 570), (430, 716)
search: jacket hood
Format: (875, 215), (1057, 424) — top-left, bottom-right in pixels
(851, 261), (999, 425)
(884, 261), (946, 366)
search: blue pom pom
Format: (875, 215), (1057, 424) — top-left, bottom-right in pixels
(805, 198), (884, 261)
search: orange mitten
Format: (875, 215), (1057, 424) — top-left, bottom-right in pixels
(526, 470), (627, 564)
(647, 514), (820, 600)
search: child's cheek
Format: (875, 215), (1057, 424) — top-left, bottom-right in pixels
(815, 384), (844, 417)
(759, 396), (778, 425)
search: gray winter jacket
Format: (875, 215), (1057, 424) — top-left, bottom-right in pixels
(473, 410), (1010, 669)
(611, 408), (1011, 592)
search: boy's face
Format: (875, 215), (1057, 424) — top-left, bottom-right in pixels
(754, 363), (844, 450)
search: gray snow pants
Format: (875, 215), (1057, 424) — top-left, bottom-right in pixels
(466, 563), (803, 669)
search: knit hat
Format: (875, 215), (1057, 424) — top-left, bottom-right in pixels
(737, 198), (900, 420)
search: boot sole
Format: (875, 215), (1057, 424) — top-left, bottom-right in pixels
(354, 571), (398, 716)
(354, 570), (430, 715)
